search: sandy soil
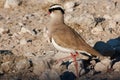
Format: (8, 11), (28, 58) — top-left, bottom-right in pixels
(0, 0), (120, 80)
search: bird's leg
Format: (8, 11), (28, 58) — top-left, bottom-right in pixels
(71, 52), (79, 77)
(56, 55), (73, 63)
(56, 52), (79, 77)
(56, 52), (79, 63)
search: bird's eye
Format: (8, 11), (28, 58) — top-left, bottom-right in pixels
(48, 9), (53, 13)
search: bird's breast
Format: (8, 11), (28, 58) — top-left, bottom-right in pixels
(51, 38), (75, 53)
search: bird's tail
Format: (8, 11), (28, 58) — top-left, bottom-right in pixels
(81, 44), (105, 60)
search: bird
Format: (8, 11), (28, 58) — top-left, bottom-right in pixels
(45, 4), (106, 77)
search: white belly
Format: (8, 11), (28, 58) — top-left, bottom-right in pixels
(51, 38), (75, 53)
(51, 38), (92, 57)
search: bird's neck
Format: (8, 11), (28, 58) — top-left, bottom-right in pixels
(50, 15), (64, 25)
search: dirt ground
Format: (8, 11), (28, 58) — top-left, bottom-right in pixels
(0, 0), (120, 80)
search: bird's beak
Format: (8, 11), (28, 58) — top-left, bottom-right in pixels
(48, 12), (51, 15)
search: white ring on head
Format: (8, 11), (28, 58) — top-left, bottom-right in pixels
(49, 5), (64, 10)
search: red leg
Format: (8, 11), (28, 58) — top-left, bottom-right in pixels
(56, 52), (79, 77)
(71, 52), (79, 77)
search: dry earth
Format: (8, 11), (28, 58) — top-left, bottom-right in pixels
(0, 0), (120, 80)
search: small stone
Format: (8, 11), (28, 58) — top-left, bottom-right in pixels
(0, 68), (4, 75)
(94, 41), (115, 57)
(94, 62), (106, 72)
(64, 1), (75, 12)
(20, 38), (27, 45)
(18, 27), (32, 35)
(113, 13), (120, 21)
(15, 59), (30, 71)
(68, 60), (85, 76)
(107, 38), (120, 47)
(4, 0), (22, 8)
(103, 14), (112, 20)
(108, 20), (116, 29)
(1, 61), (11, 73)
(94, 58), (111, 72)
(40, 69), (60, 80)
(0, 28), (4, 34)
(116, 46), (120, 53)
(60, 71), (76, 80)
(113, 61), (120, 71)
(91, 26), (103, 35)
(47, 0), (61, 3)
(52, 61), (66, 75)
(32, 57), (49, 75)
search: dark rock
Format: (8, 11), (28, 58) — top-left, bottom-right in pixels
(94, 41), (115, 57)
(60, 71), (76, 80)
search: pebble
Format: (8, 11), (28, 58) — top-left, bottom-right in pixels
(15, 59), (30, 71)
(0, 68), (4, 75)
(113, 61), (120, 71)
(94, 41), (115, 57)
(20, 38), (27, 45)
(103, 14), (112, 20)
(91, 26), (103, 35)
(115, 46), (120, 53)
(113, 13), (120, 21)
(94, 58), (111, 72)
(0, 28), (4, 34)
(40, 69), (60, 80)
(107, 38), (120, 47)
(108, 20), (116, 28)
(60, 71), (76, 80)
(1, 61), (11, 73)
(64, 1), (75, 12)
(4, 0), (22, 8)
(18, 27), (32, 35)
(68, 60), (86, 76)
(31, 57), (49, 75)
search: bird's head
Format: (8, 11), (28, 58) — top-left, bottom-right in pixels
(48, 4), (65, 18)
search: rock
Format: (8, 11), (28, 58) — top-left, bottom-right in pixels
(15, 59), (30, 71)
(68, 60), (86, 76)
(108, 20), (116, 29)
(31, 57), (49, 75)
(0, 68), (4, 75)
(113, 61), (120, 71)
(20, 38), (27, 45)
(91, 26), (103, 35)
(107, 38), (120, 47)
(64, 1), (75, 12)
(60, 71), (76, 80)
(53, 52), (70, 60)
(94, 58), (111, 72)
(47, 0), (61, 3)
(94, 41), (115, 57)
(4, 0), (22, 8)
(40, 69), (60, 80)
(18, 27), (32, 35)
(1, 61), (12, 73)
(52, 61), (67, 75)
(0, 28), (4, 34)
(113, 13), (120, 21)
(94, 62), (106, 72)
(115, 46), (120, 53)
(103, 14), (112, 20)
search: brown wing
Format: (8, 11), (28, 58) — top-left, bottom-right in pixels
(52, 25), (103, 57)
(51, 25), (86, 50)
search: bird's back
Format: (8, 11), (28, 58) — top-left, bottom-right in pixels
(51, 23), (104, 57)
